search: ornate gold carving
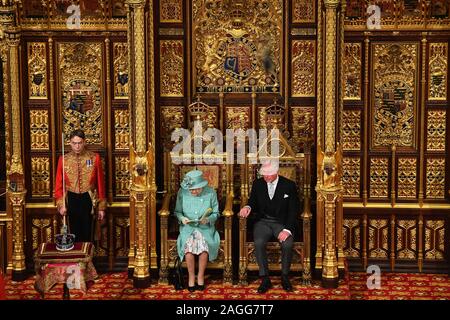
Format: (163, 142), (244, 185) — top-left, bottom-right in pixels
(343, 218), (360, 258)
(291, 40), (316, 97)
(159, 28), (184, 36)
(292, 0), (315, 23)
(426, 158), (445, 199)
(193, 0), (282, 93)
(160, 0), (183, 23)
(31, 218), (53, 251)
(58, 42), (103, 144)
(370, 157), (389, 198)
(114, 109), (130, 150)
(27, 42), (47, 99)
(317, 144), (343, 189)
(427, 110), (446, 151)
(115, 217), (130, 256)
(113, 42), (129, 99)
(428, 43), (447, 100)
(187, 99), (217, 129)
(343, 43), (361, 100)
(343, 156), (360, 198)
(396, 219), (416, 260)
(372, 43), (418, 149)
(161, 106), (185, 150)
(424, 219), (445, 260)
(31, 157), (50, 197)
(160, 40), (184, 97)
(225, 107), (250, 131)
(344, 0), (450, 30)
(342, 110), (361, 151)
(29, 109), (49, 150)
(368, 218), (389, 258)
(291, 107), (314, 151)
(397, 157), (417, 199)
(115, 156), (130, 197)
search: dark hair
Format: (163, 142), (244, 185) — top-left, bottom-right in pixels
(69, 129), (85, 140)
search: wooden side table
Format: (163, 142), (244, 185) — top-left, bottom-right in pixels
(34, 242), (98, 299)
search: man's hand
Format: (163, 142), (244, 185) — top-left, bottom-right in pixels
(239, 206), (251, 218)
(59, 206), (67, 216)
(98, 210), (105, 221)
(277, 230), (291, 242)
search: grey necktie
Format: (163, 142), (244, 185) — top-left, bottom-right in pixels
(268, 182), (275, 200)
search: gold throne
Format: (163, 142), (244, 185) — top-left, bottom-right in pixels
(158, 99), (234, 285)
(238, 102), (312, 285)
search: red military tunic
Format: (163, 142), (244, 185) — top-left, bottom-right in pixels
(54, 150), (106, 211)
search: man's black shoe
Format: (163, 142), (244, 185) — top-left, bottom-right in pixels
(281, 275), (293, 292)
(257, 277), (272, 294)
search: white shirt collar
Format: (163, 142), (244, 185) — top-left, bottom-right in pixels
(267, 175), (279, 189)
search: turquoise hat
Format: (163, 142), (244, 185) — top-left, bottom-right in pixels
(181, 170), (208, 190)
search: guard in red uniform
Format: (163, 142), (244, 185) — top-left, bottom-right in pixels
(54, 129), (106, 242)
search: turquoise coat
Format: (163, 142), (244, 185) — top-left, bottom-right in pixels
(175, 186), (220, 262)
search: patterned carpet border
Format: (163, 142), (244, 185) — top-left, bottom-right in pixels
(3, 271), (450, 300)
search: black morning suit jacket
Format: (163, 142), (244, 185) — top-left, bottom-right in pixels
(247, 175), (300, 234)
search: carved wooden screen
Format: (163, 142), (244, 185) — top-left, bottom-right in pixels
(342, 0), (450, 273)
(18, 1), (130, 270)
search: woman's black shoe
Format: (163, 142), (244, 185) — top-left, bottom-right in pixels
(188, 285), (196, 292)
(196, 284), (205, 291)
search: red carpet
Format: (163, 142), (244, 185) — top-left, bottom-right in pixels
(4, 272), (350, 300)
(349, 272), (450, 300)
(4, 271), (450, 300)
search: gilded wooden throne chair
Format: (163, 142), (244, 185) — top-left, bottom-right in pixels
(158, 98), (234, 285)
(238, 101), (312, 285)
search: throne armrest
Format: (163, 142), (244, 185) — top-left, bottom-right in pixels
(222, 192), (234, 218)
(158, 192), (173, 218)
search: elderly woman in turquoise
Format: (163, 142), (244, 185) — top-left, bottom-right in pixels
(175, 170), (220, 292)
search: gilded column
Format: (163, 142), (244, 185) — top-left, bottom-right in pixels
(316, 0), (343, 288)
(126, 0), (151, 288)
(146, 0), (157, 270)
(3, 4), (27, 280)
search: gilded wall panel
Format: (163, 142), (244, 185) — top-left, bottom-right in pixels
(58, 42), (103, 144)
(291, 107), (315, 150)
(397, 157), (417, 199)
(343, 218), (361, 258)
(258, 107), (267, 129)
(343, 157), (361, 198)
(426, 158), (445, 199)
(292, 0), (315, 23)
(344, 43), (362, 100)
(193, 0), (282, 93)
(30, 109), (49, 150)
(31, 157), (51, 197)
(424, 220), (445, 260)
(342, 110), (361, 151)
(371, 43), (418, 149)
(428, 43), (447, 101)
(368, 219), (389, 258)
(291, 40), (316, 97)
(113, 43), (129, 100)
(27, 42), (47, 99)
(31, 218), (53, 251)
(114, 109), (130, 150)
(369, 157), (389, 199)
(115, 217), (130, 257)
(225, 107), (250, 131)
(115, 156), (130, 197)
(161, 106), (185, 150)
(396, 219), (417, 260)
(427, 110), (446, 151)
(160, 40), (184, 97)
(160, 0), (183, 23)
